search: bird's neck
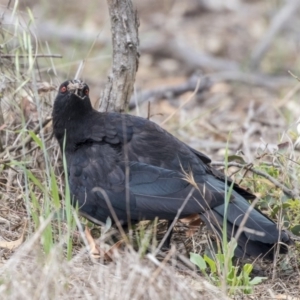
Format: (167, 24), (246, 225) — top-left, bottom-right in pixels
(52, 98), (94, 151)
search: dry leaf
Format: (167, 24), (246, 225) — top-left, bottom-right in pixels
(180, 214), (203, 237)
(36, 81), (56, 94)
(84, 227), (102, 258)
(84, 227), (124, 261)
(103, 240), (124, 261)
(180, 213), (199, 224)
(0, 220), (27, 250)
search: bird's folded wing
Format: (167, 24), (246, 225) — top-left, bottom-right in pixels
(100, 162), (227, 220)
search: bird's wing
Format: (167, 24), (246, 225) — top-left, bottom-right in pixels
(68, 144), (226, 224)
(125, 161), (226, 219)
(83, 112), (256, 202)
(82, 113), (208, 174)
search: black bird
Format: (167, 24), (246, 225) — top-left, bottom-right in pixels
(52, 79), (291, 259)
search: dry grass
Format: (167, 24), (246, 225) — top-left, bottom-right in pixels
(1, 0), (300, 299)
(0, 238), (226, 300)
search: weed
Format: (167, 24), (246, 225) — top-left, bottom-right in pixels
(190, 243), (267, 295)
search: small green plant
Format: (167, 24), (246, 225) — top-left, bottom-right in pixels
(190, 240), (267, 295)
(18, 130), (77, 260)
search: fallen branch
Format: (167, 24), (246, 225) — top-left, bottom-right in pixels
(129, 70), (293, 110)
(129, 73), (212, 110)
(211, 161), (299, 199)
(129, 71), (293, 110)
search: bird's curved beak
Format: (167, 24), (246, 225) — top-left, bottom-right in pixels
(67, 81), (86, 99)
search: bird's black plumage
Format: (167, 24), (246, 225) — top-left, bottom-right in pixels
(52, 79), (291, 259)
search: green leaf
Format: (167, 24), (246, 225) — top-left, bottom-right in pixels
(277, 142), (290, 153)
(204, 254), (216, 273)
(215, 253), (225, 264)
(227, 154), (247, 164)
(291, 224), (300, 236)
(190, 253), (207, 271)
(249, 277), (267, 285)
(28, 130), (43, 149)
(226, 266), (236, 282)
(242, 263), (253, 276)
(26, 169), (45, 193)
(227, 238), (237, 259)
(29, 188), (40, 228)
(50, 168), (60, 209)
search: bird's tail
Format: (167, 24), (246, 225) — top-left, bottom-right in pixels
(201, 201), (291, 259)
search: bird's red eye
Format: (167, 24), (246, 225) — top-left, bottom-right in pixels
(85, 89), (89, 95)
(60, 86), (67, 93)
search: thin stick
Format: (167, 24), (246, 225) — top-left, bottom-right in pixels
(1, 54), (62, 58)
(147, 102), (151, 120)
(211, 161), (298, 199)
(153, 187), (195, 256)
(160, 78), (201, 126)
(288, 70), (300, 82)
(91, 187), (129, 244)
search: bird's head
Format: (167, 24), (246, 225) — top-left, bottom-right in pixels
(53, 79), (92, 114)
(52, 79), (93, 140)
(58, 79), (90, 100)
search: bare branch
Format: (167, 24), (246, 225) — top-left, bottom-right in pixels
(99, 0), (139, 112)
(0, 54), (62, 58)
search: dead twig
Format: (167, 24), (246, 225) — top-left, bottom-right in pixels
(288, 70), (300, 82)
(211, 161), (298, 199)
(0, 54), (62, 58)
(154, 188), (195, 256)
(160, 78), (202, 126)
(129, 72), (211, 110)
